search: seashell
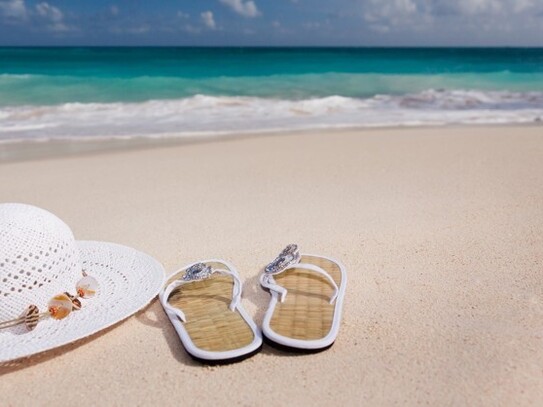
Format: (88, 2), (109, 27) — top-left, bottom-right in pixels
(23, 305), (40, 331)
(48, 294), (73, 320)
(64, 292), (82, 311)
(76, 275), (98, 299)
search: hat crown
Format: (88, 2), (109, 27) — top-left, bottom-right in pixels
(0, 204), (80, 321)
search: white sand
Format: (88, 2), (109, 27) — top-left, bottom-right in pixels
(1, 125), (543, 406)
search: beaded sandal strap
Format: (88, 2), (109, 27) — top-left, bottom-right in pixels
(260, 244), (338, 304)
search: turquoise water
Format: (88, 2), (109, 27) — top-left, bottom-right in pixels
(1, 47), (543, 105)
(0, 47), (542, 141)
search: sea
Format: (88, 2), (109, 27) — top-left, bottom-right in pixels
(0, 47), (542, 142)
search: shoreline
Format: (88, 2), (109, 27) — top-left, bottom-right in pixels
(1, 122), (542, 163)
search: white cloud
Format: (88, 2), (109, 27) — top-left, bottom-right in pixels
(177, 11), (189, 19)
(360, 0), (543, 39)
(201, 11), (216, 29)
(302, 21), (321, 30)
(110, 5), (119, 16)
(183, 24), (201, 34)
(364, 0), (417, 22)
(127, 24), (149, 34)
(457, 0), (502, 15)
(219, 0), (260, 18)
(363, 0), (418, 32)
(36, 2), (62, 22)
(110, 24), (150, 35)
(514, 0), (536, 13)
(395, 0), (417, 14)
(0, 0), (27, 20)
(370, 23), (390, 33)
(35, 2), (71, 32)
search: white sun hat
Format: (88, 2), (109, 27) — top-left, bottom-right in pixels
(0, 203), (165, 363)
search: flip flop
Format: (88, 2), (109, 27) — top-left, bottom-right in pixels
(160, 259), (262, 364)
(260, 244), (347, 352)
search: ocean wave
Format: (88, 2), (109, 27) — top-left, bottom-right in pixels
(2, 71), (543, 107)
(0, 90), (542, 142)
(0, 73), (35, 79)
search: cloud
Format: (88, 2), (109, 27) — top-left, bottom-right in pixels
(110, 5), (119, 16)
(457, 0), (502, 15)
(364, 0), (417, 25)
(126, 24), (149, 34)
(201, 11), (216, 29)
(219, 0), (260, 18)
(177, 11), (189, 19)
(360, 0), (543, 38)
(109, 24), (150, 35)
(0, 0), (27, 20)
(35, 2), (71, 31)
(514, 0), (536, 13)
(302, 21), (321, 30)
(183, 24), (201, 34)
(429, 0), (542, 18)
(36, 2), (62, 22)
(363, 0), (420, 32)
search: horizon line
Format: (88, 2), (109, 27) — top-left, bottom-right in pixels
(1, 45), (542, 48)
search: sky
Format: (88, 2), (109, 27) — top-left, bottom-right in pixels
(0, 0), (542, 46)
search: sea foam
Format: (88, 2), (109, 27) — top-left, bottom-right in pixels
(0, 90), (542, 142)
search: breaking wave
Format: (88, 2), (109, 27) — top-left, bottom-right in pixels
(1, 89), (542, 142)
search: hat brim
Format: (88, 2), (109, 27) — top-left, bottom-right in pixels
(0, 240), (165, 363)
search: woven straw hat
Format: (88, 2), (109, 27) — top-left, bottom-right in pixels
(0, 203), (165, 363)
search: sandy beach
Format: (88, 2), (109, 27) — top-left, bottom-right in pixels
(1, 125), (543, 406)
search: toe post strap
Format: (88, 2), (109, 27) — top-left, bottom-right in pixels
(261, 244), (339, 304)
(162, 262), (242, 323)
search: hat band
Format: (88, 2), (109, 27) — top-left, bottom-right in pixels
(0, 270), (99, 332)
